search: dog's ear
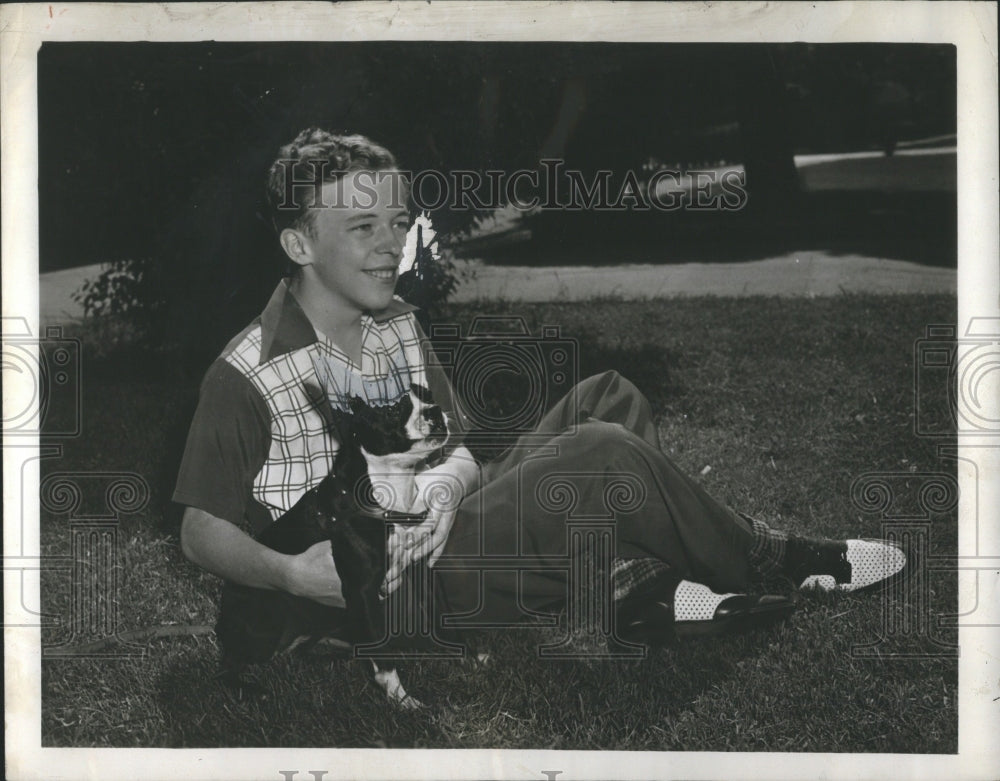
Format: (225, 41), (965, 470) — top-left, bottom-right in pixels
(304, 382), (354, 442)
(346, 395), (372, 418)
(327, 406), (354, 436)
(410, 382), (434, 404)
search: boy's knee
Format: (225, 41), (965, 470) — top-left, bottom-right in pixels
(573, 418), (634, 452)
(581, 369), (643, 401)
(580, 369), (621, 391)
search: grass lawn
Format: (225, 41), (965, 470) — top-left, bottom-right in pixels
(40, 294), (958, 751)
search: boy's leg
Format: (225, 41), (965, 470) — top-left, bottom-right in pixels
(481, 371), (784, 585)
(482, 370), (659, 480)
(481, 371), (905, 591)
(435, 419), (760, 625)
(435, 372), (908, 628)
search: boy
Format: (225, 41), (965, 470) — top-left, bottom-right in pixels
(175, 129), (478, 610)
(176, 128), (907, 646)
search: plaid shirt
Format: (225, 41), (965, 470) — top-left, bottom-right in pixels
(174, 280), (460, 531)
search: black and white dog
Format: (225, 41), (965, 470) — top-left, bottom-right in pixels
(216, 382), (449, 707)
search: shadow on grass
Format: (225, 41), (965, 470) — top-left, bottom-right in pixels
(153, 643), (461, 748)
(147, 621), (792, 749)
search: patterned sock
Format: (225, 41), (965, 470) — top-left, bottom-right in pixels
(611, 557), (671, 602)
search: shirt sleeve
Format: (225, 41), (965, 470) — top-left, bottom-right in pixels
(172, 358), (271, 526)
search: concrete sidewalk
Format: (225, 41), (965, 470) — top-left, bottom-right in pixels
(449, 253), (955, 303)
(39, 252), (955, 324)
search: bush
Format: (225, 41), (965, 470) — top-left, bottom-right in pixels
(72, 258), (167, 348)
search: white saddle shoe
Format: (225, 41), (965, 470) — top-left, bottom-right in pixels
(798, 539), (907, 593)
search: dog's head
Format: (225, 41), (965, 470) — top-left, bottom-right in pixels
(343, 383), (449, 467)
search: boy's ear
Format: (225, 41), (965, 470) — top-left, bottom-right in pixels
(279, 227), (312, 269)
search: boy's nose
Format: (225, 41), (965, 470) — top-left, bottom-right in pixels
(375, 224), (403, 258)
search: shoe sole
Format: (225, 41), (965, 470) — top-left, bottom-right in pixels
(675, 600), (797, 638)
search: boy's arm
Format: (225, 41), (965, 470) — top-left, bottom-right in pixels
(424, 444), (481, 498)
(181, 507), (345, 607)
(383, 444), (482, 594)
(175, 358), (345, 607)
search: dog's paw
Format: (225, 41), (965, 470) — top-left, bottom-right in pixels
(457, 650), (492, 672)
(373, 666), (425, 709)
(395, 693), (426, 710)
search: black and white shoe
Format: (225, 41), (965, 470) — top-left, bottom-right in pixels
(615, 572), (796, 646)
(673, 580), (797, 638)
(787, 537), (908, 594)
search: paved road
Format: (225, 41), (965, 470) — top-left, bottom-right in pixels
(40, 253), (955, 325)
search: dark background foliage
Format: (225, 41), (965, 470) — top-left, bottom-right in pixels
(39, 43), (955, 371)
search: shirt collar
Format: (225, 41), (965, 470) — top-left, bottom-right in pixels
(258, 279), (418, 364)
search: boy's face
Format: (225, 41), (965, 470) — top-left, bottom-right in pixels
(296, 170), (410, 317)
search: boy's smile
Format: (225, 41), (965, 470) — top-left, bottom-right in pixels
(363, 268), (397, 281)
(288, 170), (410, 331)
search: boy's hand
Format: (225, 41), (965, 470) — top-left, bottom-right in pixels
(285, 541), (346, 608)
(382, 462), (473, 595)
(383, 447), (480, 594)
(382, 528), (413, 597)
(413, 467), (463, 567)
(382, 504), (458, 595)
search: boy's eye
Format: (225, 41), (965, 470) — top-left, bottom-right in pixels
(351, 223), (374, 234)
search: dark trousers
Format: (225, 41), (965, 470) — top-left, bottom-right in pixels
(433, 371), (757, 627)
